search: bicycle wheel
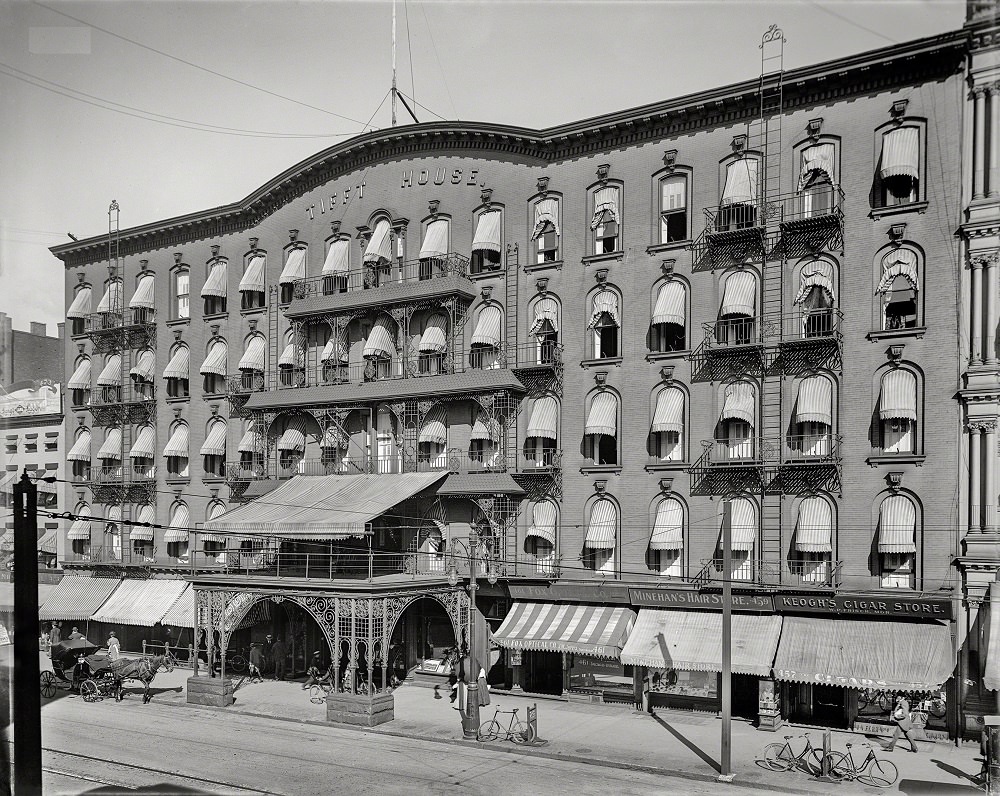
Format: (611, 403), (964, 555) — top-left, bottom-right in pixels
(761, 743), (792, 772)
(511, 720), (535, 745)
(309, 685), (325, 704)
(803, 748), (825, 776)
(858, 759), (898, 788)
(823, 752), (852, 781)
(477, 720), (502, 742)
(229, 655), (247, 673)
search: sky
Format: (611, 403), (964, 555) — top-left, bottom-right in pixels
(0, 0), (965, 332)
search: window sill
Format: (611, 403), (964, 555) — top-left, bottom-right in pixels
(579, 464), (622, 475)
(165, 396), (190, 404)
(165, 318), (190, 328)
(646, 350), (691, 363)
(70, 333), (88, 342)
(468, 269), (505, 281)
(581, 252), (624, 267)
(202, 392), (225, 401)
(866, 454), (926, 467)
(869, 200), (928, 221)
(646, 241), (692, 255)
(523, 260), (563, 274)
(580, 357), (623, 368)
(240, 308), (266, 318)
(203, 312), (229, 322)
(644, 461), (690, 472)
(164, 476), (191, 485)
(202, 476), (226, 485)
(867, 327), (926, 341)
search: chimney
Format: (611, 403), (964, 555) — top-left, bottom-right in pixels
(30, 322), (46, 337)
(57, 322), (65, 340)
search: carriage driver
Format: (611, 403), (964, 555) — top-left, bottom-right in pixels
(73, 654), (92, 691)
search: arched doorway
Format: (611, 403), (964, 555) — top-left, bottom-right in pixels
(224, 596), (332, 679)
(388, 597), (459, 684)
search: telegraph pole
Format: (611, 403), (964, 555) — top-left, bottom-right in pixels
(13, 472), (42, 794)
(720, 499), (733, 782)
(465, 532), (480, 737)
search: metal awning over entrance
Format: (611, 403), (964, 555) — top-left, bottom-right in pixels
(492, 602), (635, 659)
(202, 472), (447, 538)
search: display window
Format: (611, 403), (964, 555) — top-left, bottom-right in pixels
(568, 655), (632, 696)
(648, 668), (718, 699)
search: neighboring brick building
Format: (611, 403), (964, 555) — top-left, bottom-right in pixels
(49, 5), (1000, 738)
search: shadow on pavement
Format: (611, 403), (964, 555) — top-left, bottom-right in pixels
(649, 710), (721, 773)
(897, 779), (983, 795)
(80, 785), (212, 795)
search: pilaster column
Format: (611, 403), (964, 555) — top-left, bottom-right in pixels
(985, 420), (998, 532)
(989, 84), (1000, 198)
(971, 257), (984, 364)
(969, 424), (983, 532)
(974, 87), (987, 200)
(986, 254), (999, 365)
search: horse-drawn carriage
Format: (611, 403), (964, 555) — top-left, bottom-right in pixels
(40, 637), (174, 703)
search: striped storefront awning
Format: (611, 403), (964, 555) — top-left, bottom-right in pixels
(493, 602), (635, 659)
(97, 354), (122, 387)
(878, 495), (916, 553)
(585, 499), (617, 550)
(589, 290), (620, 329)
(531, 198), (560, 239)
(201, 341), (228, 376)
(66, 287), (92, 319)
(98, 428), (123, 461)
(585, 392), (617, 437)
(129, 275), (156, 309)
(528, 298), (559, 337)
(67, 505), (94, 540)
(650, 498), (683, 551)
(470, 305), (503, 346)
(651, 389), (684, 434)
(720, 271), (756, 317)
(796, 497), (833, 553)
(161, 583), (194, 627)
(775, 616), (952, 693)
(725, 498), (757, 552)
(721, 158), (759, 206)
(68, 358), (92, 390)
(364, 220), (393, 264)
(239, 336), (267, 372)
(163, 425), (189, 458)
(526, 397), (558, 440)
(472, 210), (502, 253)
(129, 350), (156, 383)
(130, 505), (156, 541)
(277, 416), (308, 452)
(793, 376), (832, 426)
(418, 314), (448, 354)
(67, 430), (92, 462)
(202, 261), (228, 298)
(879, 369), (917, 421)
(39, 574), (120, 621)
(97, 281), (123, 314)
(881, 127), (919, 180)
(322, 239), (350, 276)
(418, 406), (448, 445)
(622, 611), (782, 676)
(200, 422), (228, 456)
(279, 247), (307, 285)
(364, 318), (397, 359)
(129, 425), (156, 459)
(652, 281), (685, 326)
(164, 346), (190, 379)
(239, 256), (266, 293)
(721, 382), (755, 426)
(164, 503), (190, 543)
(91, 578), (190, 627)
(590, 186), (620, 228)
(419, 219), (450, 259)
(526, 501), (556, 545)
(799, 143), (836, 190)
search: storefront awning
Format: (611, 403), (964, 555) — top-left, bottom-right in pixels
(721, 158), (759, 206)
(622, 610), (782, 676)
(129, 275), (156, 310)
(67, 287), (92, 319)
(239, 256), (266, 293)
(721, 381), (755, 426)
(129, 425), (156, 460)
(39, 575), (120, 621)
(472, 211), (502, 253)
(129, 349), (157, 383)
(161, 584), (194, 627)
(585, 499), (617, 550)
(201, 261), (227, 298)
(364, 220), (393, 264)
(879, 369), (917, 421)
(163, 346), (190, 380)
(322, 239), (350, 276)
(201, 472), (447, 539)
(200, 422), (228, 456)
(793, 376), (832, 426)
(164, 503), (190, 543)
(470, 306), (502, 346)
(652, 281), (685, 327)
(418, 314), (448, 354)
(650, 499), (683, 551)
(200, 341), (228, 376)
(67, 430), (92, 462)
(364, 318), (396, 359)
(279, 247), (307, 285)
(493, 602), (635, 659)
(419, 219), (450, 259)
(526, 396), (558, 440)
(68, 358), (92, 390)
(651, 389), (684, 434)
(878, 494), (916, 553)
(585, 392), (617, 437)
(526, 501), (556, 545)
(720, 271), (756, 317)
(91, 578), (190, 627)
(774, 616), (953, 692)
(880, 127), (919, 180)
(796, 496), (833, 552)
(239, 336), (267, 372)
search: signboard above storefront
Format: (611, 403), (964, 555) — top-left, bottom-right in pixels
(629, 588), (774, 612)
(775, 594), (953, 620)
(507, 583), (631, 605)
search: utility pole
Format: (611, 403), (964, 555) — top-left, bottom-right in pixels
(465, 531), (480, 737)
(720, 499), (733, 782)
(13, 472), (42, 794)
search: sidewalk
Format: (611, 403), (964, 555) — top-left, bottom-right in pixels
(129, 665), (986, 795)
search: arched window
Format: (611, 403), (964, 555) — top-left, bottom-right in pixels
(275, 415), (309, 474)
(321, 325), (349, 383)
(717, 381), (755, 460)
(202, 338), (229, 395)
(588, 289), (621, 359)
(469, 409), (500, 470)
(419, 218), (450, 279)
(651, 387), (685, 462)
(363, 315), (398, 380)
(278, 329), (305, 387)
(524, 500), (558, 575)
(238, 335), (266, 391)
(584, 497), (618, 574)
(164, 343), (190, 398)
(131, 504), (155, 559)
(97, 428), (123, 476)
(716, 271), (757, 346)
(876, 368), (918, 454)
(792, 496), (835, 585)
(96, 279), (123, 329)
(528, 297), (559, 365)
(129, 348), (156, 400)
(96, 352), (122, 404)
(68, 354), (92, 407)
(201, 418), (227, 477)
(590, 184), (622, 255)
(797, 143), (837, 218)
(658, 174), (688, 243)
(876, 248), (919, 330)
(203, 256), (228, 315)
(716, 157), (760, 231)
(363, 216), (395, 286)
(584, 390), (619, 465)
(649, 497), (684, 577)
(166, 501), (191, 561)
(202, 501), (226, 558)
(715, 498), (756, 580)
(103, 504), (123, 561)
(128, 424), (156, 479)
(418, 312), (449, 375)
(471, 208), (503, 274)
(789, 375), (834, 458)
(240, 251), (266, 310)
(67, 284), (92, 336)
(651, 280), (686, 352)
(531, 198), (560, 263)
(67, 427), (92, 480)
(131, 272), (156, 325)
(876, 494), (917, 589)
(237, 419), (265, 470)
(171, 267), (190, 320)
(322, 237), (351, 295)
(524, 395), (558, 468)
(163, 422), (190, 477)
(279, 245), (307, 305)
(67, 502), (93, 556)
(418, 405), (449, 470)
(375, 406), (400, 474)
(793, 258), (836, 338)
(469, 305), (503, 369)
(875, 125), (922, 208)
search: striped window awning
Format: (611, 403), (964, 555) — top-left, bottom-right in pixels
(585, 392), (617, 437)
(526, 501), (557, 545)
(163, 425), (189, 458)
(97, 281), (123, 313)
(879, 369), (917, 421)
(67, 430), (92, 462)
(67, 287), (92, 319)
(799, 143), (836, 190)
(652, 281), (685, 326)
(164, 502), (191, 543)
(278, 341), (303, 368)
(721, 158), (759, 206)
(878, 495), (916, 553)
(472, 210), (502, 253)
(651, 388), (684, 434)
(277, 416), (308, 453)
(68, 358), (92, 390)
(98, 428), (123, 461)
(201, 261), (228, 298)
(322, 239), (350, 276)
(239, 256), (266, 293)
(163, 346), (190, 380)
(881, 127), (919, 180)
(471, 305), (503, 346)
(130, 505), (156, 541)
(720, 271), (756, 317)
(239, 336), (266, 372)
(418, 314), (449, 354)
(585, 499), (617, 549)
(796, 497), (833, 552)
(364, 220), (393, 264)
(39, 574), (120, 621)
(794, 376), (832, 426)
(493, 602), (635, 659)
(67, 506), (93, 540)
(200, 341), (228, 376)
(200, 422), (227, 456)
(129, 275), (156, 309)
(129, 426), (156, 460)
(589, 290), (620, 328)
(238, 422), (265, 454)
(877, 249), (918, 294)
(129, 349), (156, 383)
(526, 396), (558, 440)
(364, 317), (397, 359)
(650, 498), (684, 551)
(590, 186), (620, 229)
(97, 354), (122, 387)
(470, 414), (499, 442)
(279, 247), (307, 285)
(200, 502), (227, 544)
(531, 198), (560, 239)
(528, 298), (559, 337)
(725, 498), (757, 552)
(321, 335), (348, 364)
(794, 260), (836, 305)
(419, 219), (450, 259)
(721, 382), (755, 426)
(418, 406), (448, 445)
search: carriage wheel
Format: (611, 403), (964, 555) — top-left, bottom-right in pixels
(80, 680), (100, 702)
(40, 671), (57, 699)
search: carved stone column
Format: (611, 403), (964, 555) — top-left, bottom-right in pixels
(972, 256), (984, 364)
(989, 84), (1000, 198)
(970, 423), (983, 532)
(986, 419), (998, 532)
(985, 252), (999, 365)
(974, 86), (988, 200)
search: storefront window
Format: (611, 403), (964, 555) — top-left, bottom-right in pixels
(648, 668), (718, 699)
(568, 655), (632, 697)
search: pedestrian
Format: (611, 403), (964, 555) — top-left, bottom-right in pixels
(68, 626), (84, 640)
(477, 665), (490, 707)
(107, 632), (120, 661)
(262, 634), (274, 675)
(882, 694), (919, 753)
(49, 622), (61, 648)
(271, 636), (287, 681)
(302, 651), (324, 689)
(248, 642), (264, 683)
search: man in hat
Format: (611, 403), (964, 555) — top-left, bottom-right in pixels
(262, 634), (274, 675)
(303, 651), (324, 690)
(68, 626), (84, 640)
(271, 636), (287, 681)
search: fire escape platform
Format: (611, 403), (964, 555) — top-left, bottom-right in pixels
(285, 274), (476, 318)
(436, 473), (525, 495)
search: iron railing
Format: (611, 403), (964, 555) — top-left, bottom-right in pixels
(90, 465), (157, 484)
(698, 434), (842, 467)
(290, 252), (471, 300)
(702, 309), (843, 351)
(694, 557), (842, 588)
(62, 544), (158, 565)
(703, 186), (845, 236)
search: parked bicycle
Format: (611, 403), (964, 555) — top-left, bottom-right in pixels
(822, 741), (898, 787)
(477, 707), (535, 744)
(858, 689), (892, 714)
(758, 733), (823, 775)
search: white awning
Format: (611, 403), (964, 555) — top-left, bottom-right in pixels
(470, 414), (499, 442)
(589, 290), (620, 329)
(130, 505), (156, 541)
(201, 341), (228, 376)
(720, 271), (756, 317)
(725, 498), (757, 552)
(721, 158), (759, 206)
(67, 506), (93, 540)
(98, 427), (122, 460)
(470, 305), (503, 346)
(650, 498), (684, 551)
(67, 430), (92, 462)
(67, 287), (92, 319)
(97, 354), (122, 387)
(363, 317), (396, 359)
(129, 349), (156, 383)
(97, 281), (123, 313)
(585, 499), (617, 549)
(878, 495), (916, 553)
(200, 422), (228, 456)
(364, 220), (393, 264)
(585, 392), (617, 437)
(418, 406), (448, 445)
(881, 127), (919, 180)
(590, 186), (620, 229)
(651, 389), (684, 434)
(277, 416), (308, 452)
(879, 369), (917, 421)
(68, 358), (92, 390)
(721, 382), (755, 426)
(526, 501), (557, 545)
(798, 143), (836, 190)
(322, 239), (350, 276)
(238, 422), (265, 454)
(418, 314), (449, 354)
(163, 346), (190, 380)
(129, 275), (156, 309)
(164, 502), (191, 543)
(652, 281), (685, 326)
(794, 260), (836, 305)
(239, 256), (266, 293)
(526, 396), (558, 440)
(528, 298), (559, 337)
(278, 342), (303, 368)
(531, 198), (560, 239)
(279, 247), (307, 285)
(419, 219), (450, 259)
(129, 425), (156, 459)
(794, 376), (832, 426)
(163, 425), (189, 458)
(321, 335), (348, 364)
(239, 336), (267, 372)
(876, 248), (918, 293)
(796, 497), (833, 552)
(202, 261), (228, 298)
(472, 211), (502, 253)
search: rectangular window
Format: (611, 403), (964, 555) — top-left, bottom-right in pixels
(167, 377), (190, 398)
(175, 272), (190, 319)
(882, 419), (914, 454)
(167, 541), (188, 560)
(203, 455), (225, 477)
(657, 430), (682, 461)
(594, 216), (619, 255)
(660, 176), (687, 243)
(880, 552), (915, 589)
(657, 549), (683, 577)
(724, 420), (753, 460)
(794, 552), (832, 584)
(654, 324), (686, 353)
(204, 295), (226, 316)
(203, 374), (224, 395)
(167, 456), (189, 478)
(587, 435), (618, 465)
(536, 225), (558, 264)
(593, 320), (619, 359)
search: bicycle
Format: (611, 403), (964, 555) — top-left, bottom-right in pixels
(758, 733), (823, 775)
(822, 741), (898, 788)
(477, 707), (535, 744)
(859, 689), (892, 714)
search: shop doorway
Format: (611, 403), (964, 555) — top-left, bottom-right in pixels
(525, 651), (563, 695)
(390, 597), (457, 682)
(784, 682), (849, 729)
(733, 674), (759, 720)
(225, 598), (330, 678)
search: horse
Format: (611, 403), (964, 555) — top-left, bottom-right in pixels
(111, 654), (174, 703)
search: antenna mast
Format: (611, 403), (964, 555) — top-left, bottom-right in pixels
(391, 0), (397, 127)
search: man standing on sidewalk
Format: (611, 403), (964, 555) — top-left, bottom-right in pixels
(882, 694), (919, 753)
(271, 636), (287, 681)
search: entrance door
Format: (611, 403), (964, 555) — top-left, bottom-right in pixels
(526, 651), (563, 695)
